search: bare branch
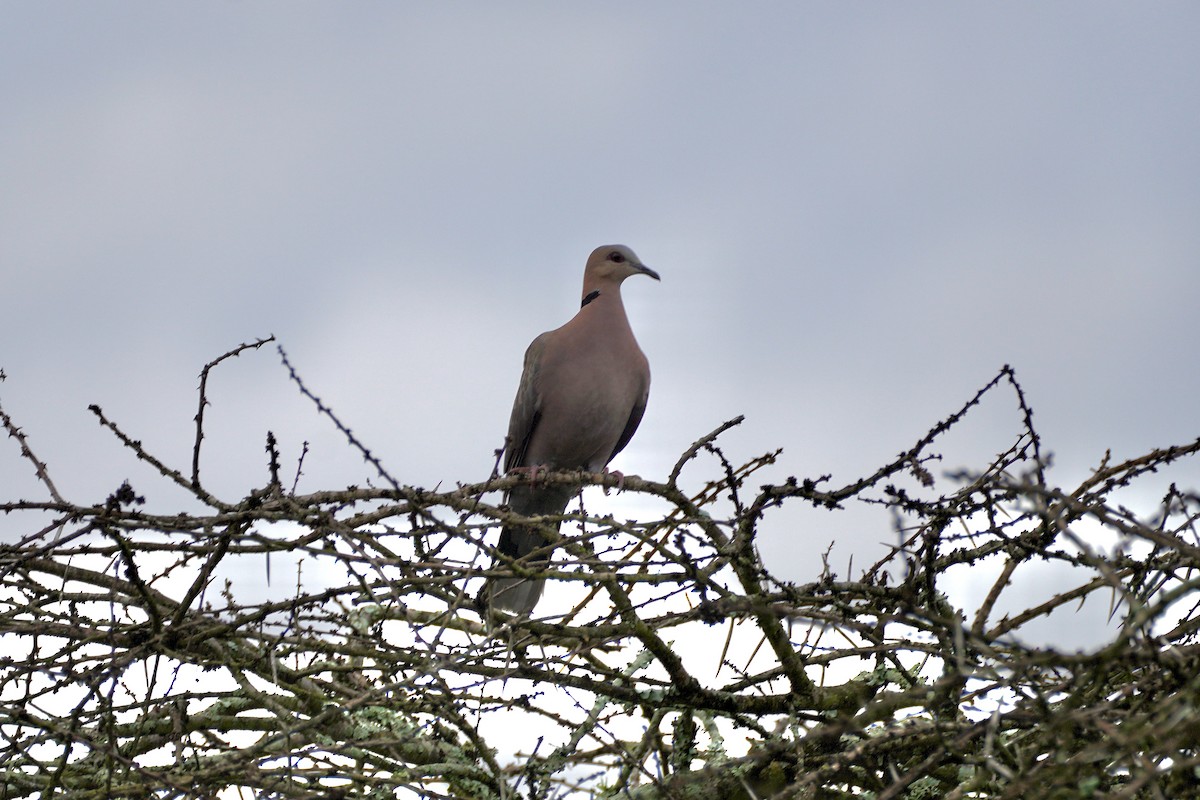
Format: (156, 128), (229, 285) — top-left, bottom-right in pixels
(0, 401), (66, 504)
(191, 334), (276, 490)
(278, 344), (402, 492)
(2, 360), (1198, 799)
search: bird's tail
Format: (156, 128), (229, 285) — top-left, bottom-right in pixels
(484, 485), (575, 615)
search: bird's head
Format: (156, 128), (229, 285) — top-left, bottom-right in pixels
(585, 245), (661, 285)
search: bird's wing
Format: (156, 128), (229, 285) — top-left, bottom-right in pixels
(503, 334), (547, 472)
(607, 383), (649, 464)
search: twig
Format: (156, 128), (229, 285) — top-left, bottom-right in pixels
(290, 441), (309, 496)
(89, 404), (230, 510)
(0, 401), (66, 504)
(265, 431), (282, 489)
(277, 345), (401, 491)
(669, 415), (745, 486)
(192, 335), (276, 490)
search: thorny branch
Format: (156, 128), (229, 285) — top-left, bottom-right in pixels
(192, 334), (277, 491)
(2, 346), (1199, 799)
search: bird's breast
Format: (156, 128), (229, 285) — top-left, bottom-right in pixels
(528, 341), (647, 471)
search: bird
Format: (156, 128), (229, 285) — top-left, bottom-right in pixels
(484, 245), (660, 615)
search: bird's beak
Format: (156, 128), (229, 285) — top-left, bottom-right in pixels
(636, 264), (661, 281)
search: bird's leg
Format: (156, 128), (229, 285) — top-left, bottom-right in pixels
(508, 464), (547, 487)
(599, 468), (626, 495)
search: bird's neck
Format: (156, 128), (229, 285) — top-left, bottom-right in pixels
(576, 284), (635, 343)
(580, 280), (624, 310)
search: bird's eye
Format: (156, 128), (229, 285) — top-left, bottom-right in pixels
(609, 251), (625, 263)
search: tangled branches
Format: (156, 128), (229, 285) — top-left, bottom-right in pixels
(2, 345), (1199, 799)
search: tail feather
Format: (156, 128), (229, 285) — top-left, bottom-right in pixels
(485, 485), (575, 615)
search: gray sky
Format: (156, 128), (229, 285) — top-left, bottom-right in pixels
(3, 5), (1198, 619)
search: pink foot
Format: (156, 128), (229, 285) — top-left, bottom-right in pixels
(601, 468), (625, 495)
(509, 464), (547, 487)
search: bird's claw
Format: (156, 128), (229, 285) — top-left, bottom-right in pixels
(509, 464), (547, 488)
(601, 468), (626, 495)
